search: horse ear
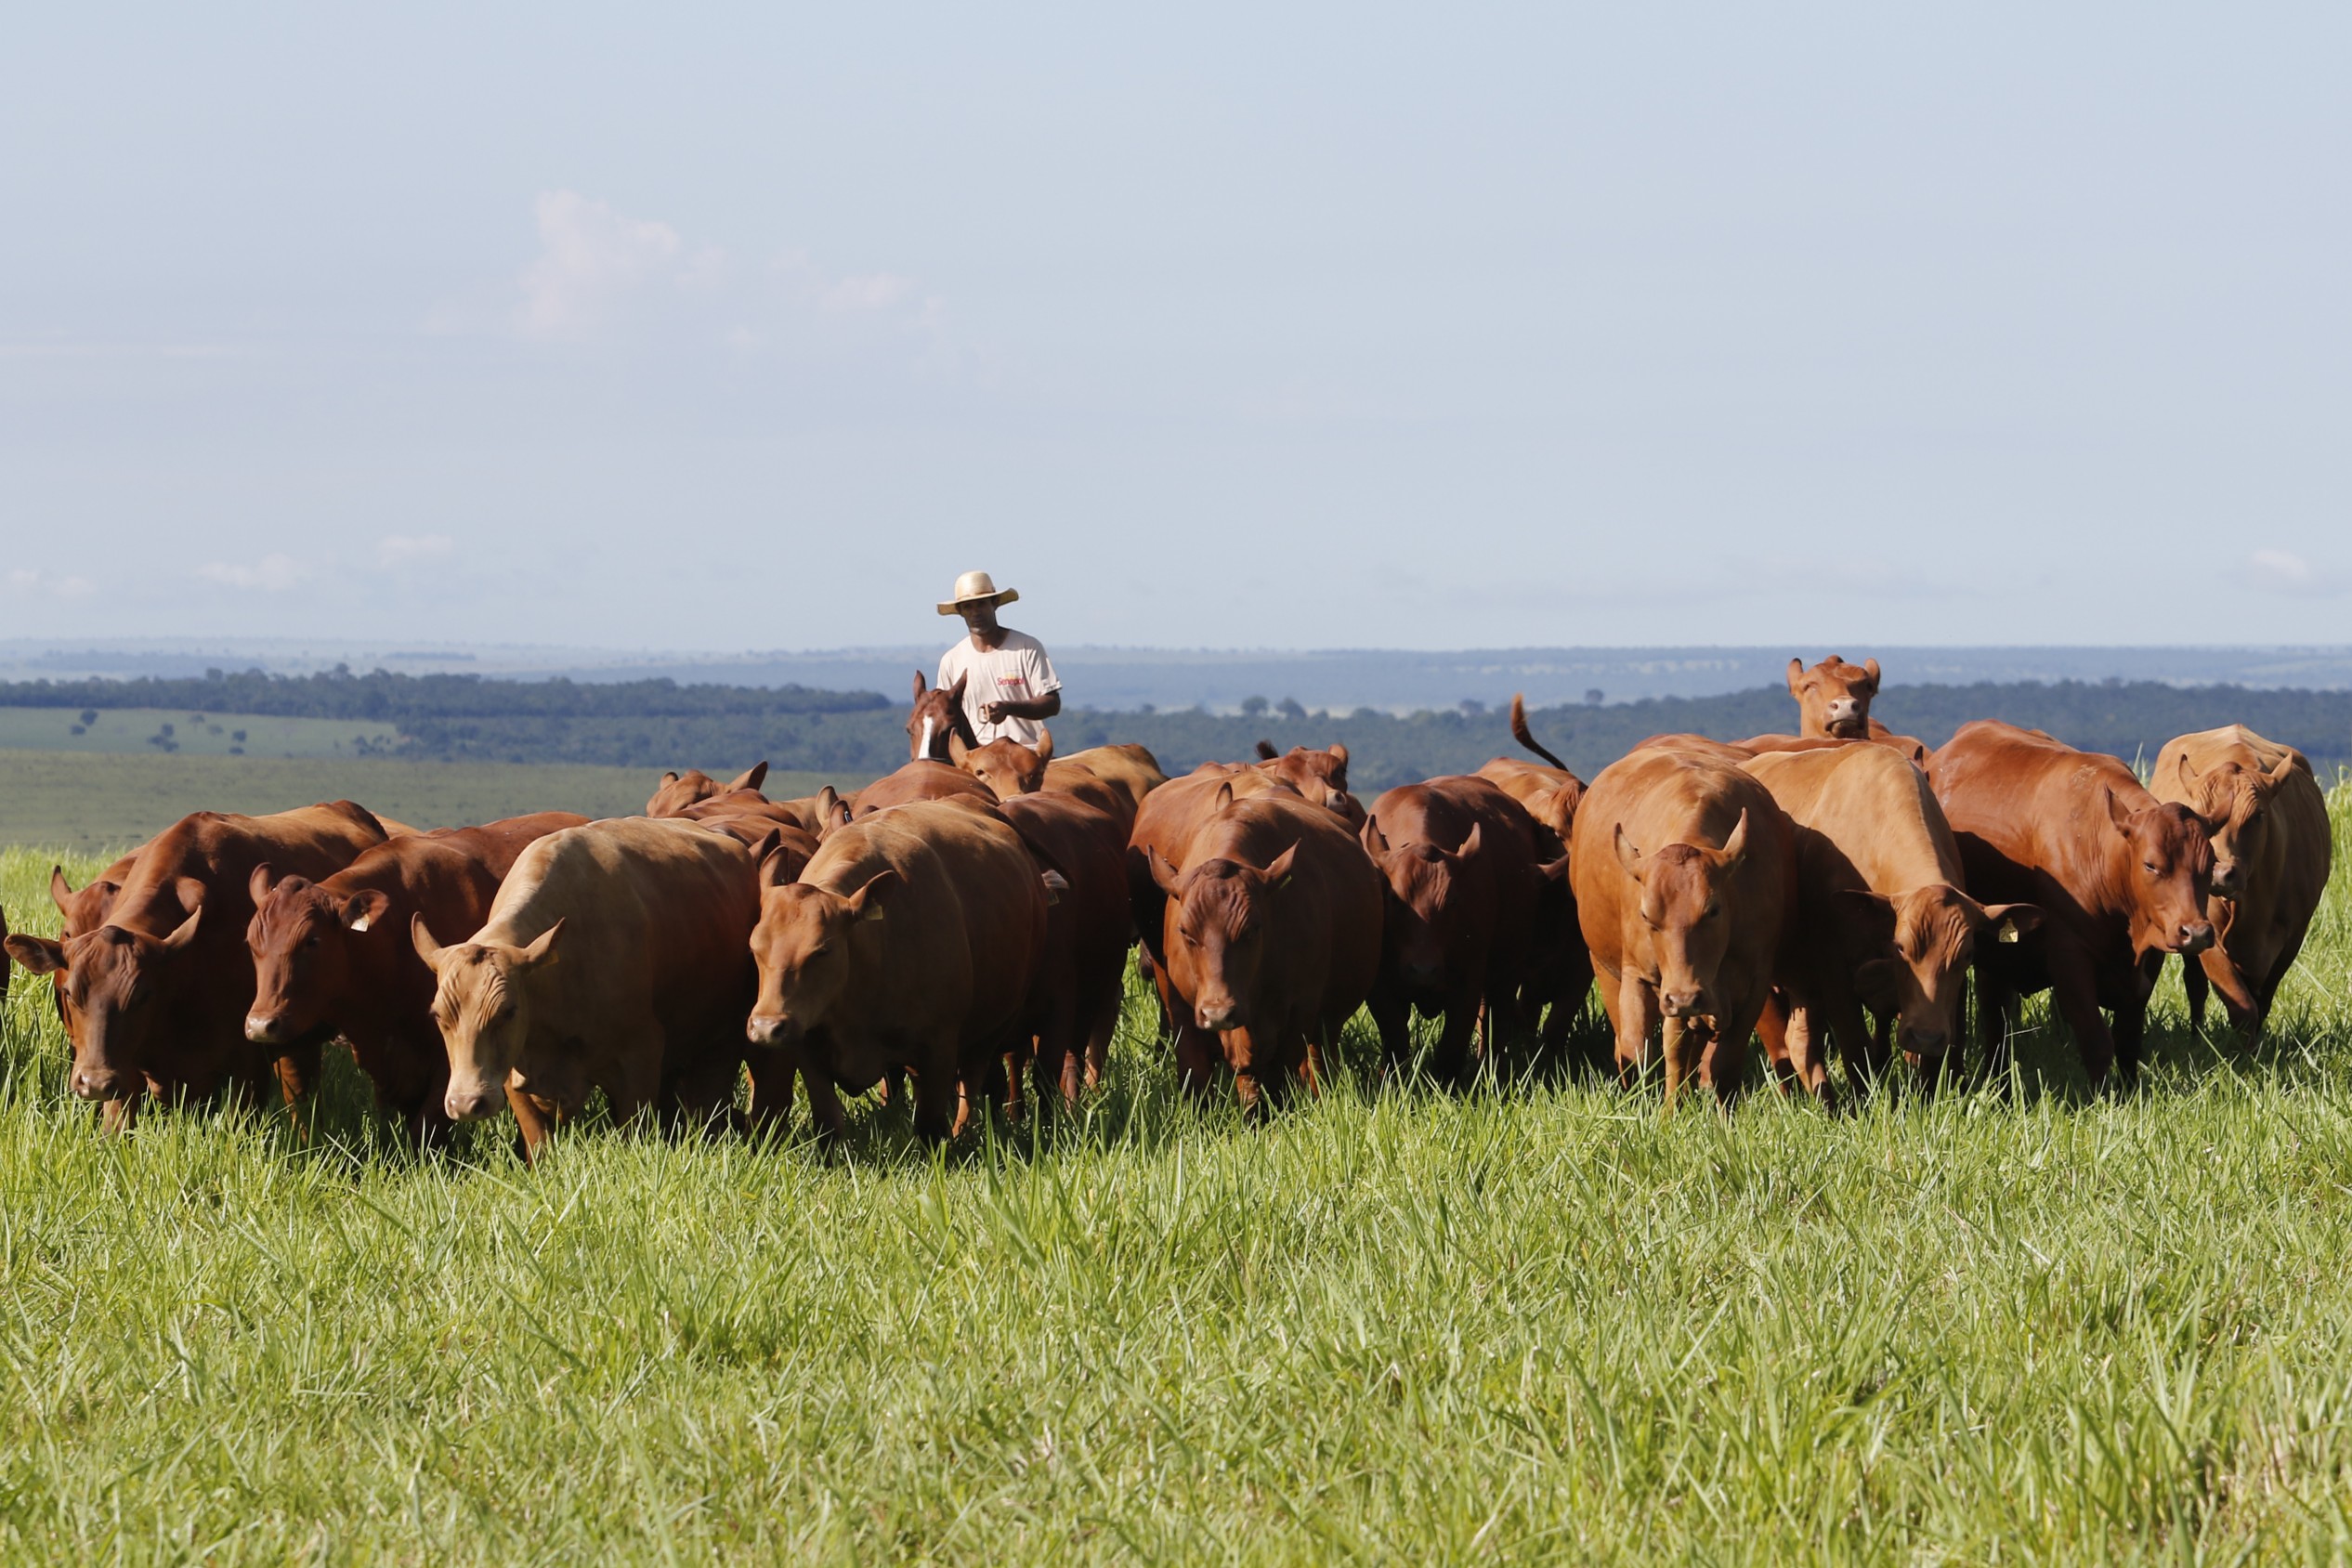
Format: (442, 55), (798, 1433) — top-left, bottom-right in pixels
(947, 672), (968, 704)
(912, 670), (927, 701)
(1033, 726), (1053, 765)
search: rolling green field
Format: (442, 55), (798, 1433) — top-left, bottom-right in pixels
(4, 802), (2352, 1562)
(0, 706), (403, 758)
(0, 751), (842, 849)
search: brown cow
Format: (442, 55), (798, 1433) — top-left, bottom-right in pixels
(848, 759), (998, 820)
(1143, 791), (1382, 1109)
(952, 725), (1053, 798)
(1361, 777), (1546, 1084)
(5, 803), (391, 1128)
(1570, 750), (1796, 1107)
(412, 817), (763, 1159)
(1052, 744), (1167, 822)
(242, 812), (588, 1146)
(998, 791), (1131, 1100)
(1478, 696), (1588, 837)
(1928, 721), (2216, 1088)
(1787, 655), (1884, 740)
(1742, 746), (2039, 1097)
(2149, 725), (2331, 1043)
(36, 848), (145, 1030)
(746, 797), (1048, 1143)
(647, 762), (768, 817)
(907, 670), (976, 763)
(1236, 740), (1363, 825)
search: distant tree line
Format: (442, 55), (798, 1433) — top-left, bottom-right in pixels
(4, 669), (2346, 790)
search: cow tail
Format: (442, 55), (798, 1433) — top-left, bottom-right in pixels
(1510, 695), (1568, 771)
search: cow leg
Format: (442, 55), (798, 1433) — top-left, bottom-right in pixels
(1974, 964), (2020, 1090)
(506, 1089), (560, 1165)
(1081, 986), (1119, 1092)
(1431, 988), (1479, 1089)
(1367, 987), (1411, 1074)
(2182, 959), (2211, 1036)
(1612, 973), (1658, 1089)
(273, 1039), (324, 1143)
(913, 1050), (960, 1144)
(1660, 1015), (1701, 1109)
(2045, 946), (2118, 1089)
(801, 1064), (852, 1143)
(1756, 993), (1797, 1091)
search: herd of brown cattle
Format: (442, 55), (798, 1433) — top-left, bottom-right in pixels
(0, 657), (2334, 1156)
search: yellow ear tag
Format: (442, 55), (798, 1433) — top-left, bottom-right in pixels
(1998, 924), (2020, 944)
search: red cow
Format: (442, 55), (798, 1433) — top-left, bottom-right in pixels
(5, 803), (392, 1128)
(1361, 776), (1547, 1084)
(1143, 791), (1383, 1109)
(243, 812), (588, 1146)
(998, 791), (1131, 1101)
(1928, 721), (2216, 1087)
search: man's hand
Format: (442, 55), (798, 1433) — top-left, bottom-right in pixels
(983, 693), (1063, 725)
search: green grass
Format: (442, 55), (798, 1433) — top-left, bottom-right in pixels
(0, 751), (843, 849)
(0, 706), (402, 758)
(5, 804), (2352, 1562)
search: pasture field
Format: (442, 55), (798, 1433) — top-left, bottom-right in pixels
(0, 706), (403, 759)
(5, 804), (2352, 1564)
(0, 751), (841, 849)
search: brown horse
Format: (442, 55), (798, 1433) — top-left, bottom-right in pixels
(908, 671), (979, 763)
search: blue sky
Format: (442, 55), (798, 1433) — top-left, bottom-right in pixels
(4, 3), (2345, 651)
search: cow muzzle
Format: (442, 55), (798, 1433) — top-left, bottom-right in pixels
(1659, 988), (1705, 1018)
(746, 1013), (802, 1048)
(2208, 859), (2243, 897)
(1196, 1000), (1239, 1031)
(244, 1012), (288, 1045)
(71, 1065), (140, 1103)
(445, 1081), (507, 1122)
(2175, 921), (2216, 956)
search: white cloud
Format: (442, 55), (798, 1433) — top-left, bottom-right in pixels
(377, 533), (455, 569)
(197, 554), (306, 592)
(498, 191), (948, 362)
(517, 191), (689, 339)
(4, 567), (97, 599)
(2240, 547), (2345, 597)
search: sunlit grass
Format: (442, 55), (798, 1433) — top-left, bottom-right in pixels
(5, 798), (2352, 1562)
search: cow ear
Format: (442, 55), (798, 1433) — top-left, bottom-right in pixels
(660, 770), (681, 786)
(2174, 752), (2199, 798)
(1146, 847), (1185, 896)
(1040, 869), (1068, 905)
(249, 863), (279, 907)
(816, 786), (843, 835)
(411, 915), (449, 969)
(2264, 752), (2298, 787)
(2101, 784), (2134, 835)
(947, 730), (971, 766)
(1537, 853), (1572, 883)
(1614, 825), (1642, 877)
(162, 906), (203, 952)
(1033, 726), (1053, 765)
(174, 877), (209, 921)
(1718, 808), (1750, 867)
(6, 934), (66, 974)
(1261, 843), (1299, 888)
(730, 762), (769, 794)
(1786, 658), (1806, 697)
(1456, 821), (1483, 859)
(1254, 739), (1279, 761)
(1861, 657), (1880, 693)
(1833, 888), (1897, 950)
(848, 870), (899, 922)
(1976, 901), (2042, 944)
(1361, 815), (1390, 856)
(341, 889), (391, 933)
(518, 919), (564, 966)
(1213, 781), (1235, 813)
(49, 866), (76, 915)
(1327, 742), (1349, 772)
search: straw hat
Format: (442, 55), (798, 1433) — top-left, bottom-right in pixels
(936, 569), (1020, 615)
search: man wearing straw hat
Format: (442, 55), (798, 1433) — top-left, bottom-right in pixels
(934, 569), (1062, 747)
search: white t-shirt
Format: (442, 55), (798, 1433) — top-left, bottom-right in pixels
(936, 629), (1063, 747)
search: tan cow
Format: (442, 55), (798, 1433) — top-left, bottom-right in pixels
(1048, 744), (1166, 825)
(746, 797), (1048, 1144)
(647, 762), (769, 817)
(412, 817), (763, 1159)
(2149, 725), (2332, 1043)
(1570, 750), (1797, 1107)
(951, 725), (1053, 798)
(1742, 746), (2039, 1097)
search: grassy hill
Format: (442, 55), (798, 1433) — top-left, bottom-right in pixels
(2, 794), (2351, 1559)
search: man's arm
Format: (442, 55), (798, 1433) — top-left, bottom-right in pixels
(983, 691), (1061, 724)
